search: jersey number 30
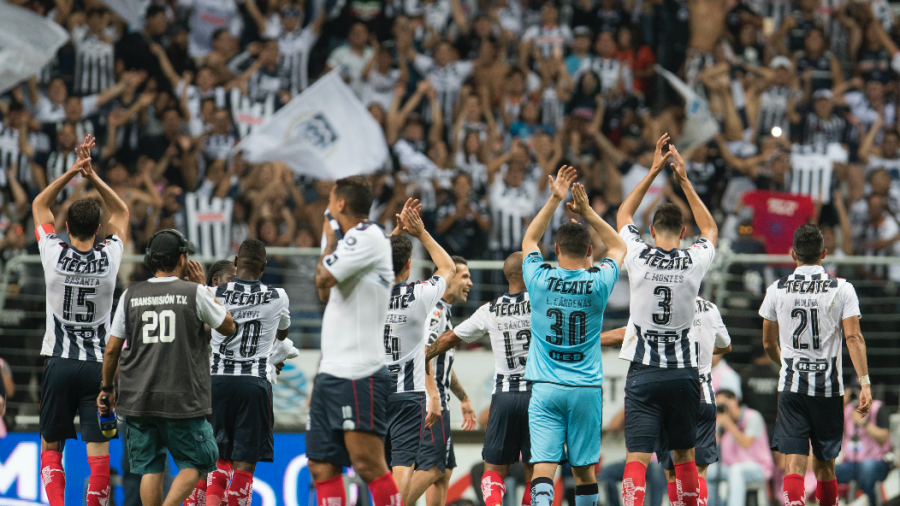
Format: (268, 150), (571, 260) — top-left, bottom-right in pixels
(545, 309), (586, 345)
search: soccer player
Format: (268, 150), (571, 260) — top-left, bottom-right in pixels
(204, 239), (291, 506)
(309, 176), (402, 506)
(601, 296), (732, 506)
(615, 135), (717, 506)
(759, 224), (871, 506)
(33, 134), (129, 506)
(406, 256), (476, 506)
(522, 167), (626, 506)
(427, 252), (534, 506)
(99, 229), (235, 506)
(384, 201), (457, 503)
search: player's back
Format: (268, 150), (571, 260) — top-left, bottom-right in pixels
(485, 291), (532, 392)
(319, 222), (394, 380)
(759, 266), (859, 397)
(384, 275), (447, 392)
(618, 224), (716, 368)
(691, 297), (731, 402)
(522, 251), (619, 386)
(211, 279), (290, 379)
(37, 225), (123, 361)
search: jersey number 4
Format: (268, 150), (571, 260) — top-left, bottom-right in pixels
(546, 309), (586, 345)
(791, 308), (821, 350)
(384, 325), (400, 361)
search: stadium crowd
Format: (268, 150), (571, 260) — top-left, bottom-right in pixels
(1, 0), (900, 504)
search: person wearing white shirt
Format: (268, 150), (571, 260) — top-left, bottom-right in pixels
(326, 22), (375, 98)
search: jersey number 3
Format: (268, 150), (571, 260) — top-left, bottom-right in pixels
(653, 286), (672, 325)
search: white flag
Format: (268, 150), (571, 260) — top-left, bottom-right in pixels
(234, 71), (389, 179)
(0, 3), (69, 94)
(99, 0), (144, 28)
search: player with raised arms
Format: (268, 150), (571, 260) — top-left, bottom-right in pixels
(522, 167), (626, 506)
(615, 135), (717, 506)
(33, 135), (129, 506)
(760, 224), (871, 506)
(427, 251), (534, 506)
(308, 176), (402, 506)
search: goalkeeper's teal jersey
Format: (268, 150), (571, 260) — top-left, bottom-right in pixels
(522, 250), (618, 387)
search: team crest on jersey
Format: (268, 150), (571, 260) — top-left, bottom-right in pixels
(286, 112), (339, 151)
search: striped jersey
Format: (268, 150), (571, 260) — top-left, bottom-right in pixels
(384, 275), (447, 393)
(35, 151), (79, 202)
(211, 279), (290, 380)
(427, 300), (454, 409)
(692, 297), (731, 404)
(454, 290), (532, 393)
(618, 224), (715, 368)
(72, 29), (115, 95)
(759, 265), (860, 397)
(36, 224), (123, 362)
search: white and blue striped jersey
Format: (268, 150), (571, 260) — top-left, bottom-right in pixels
(692, 297), (731, 404)
(454, 291), (532, 393)
(427, 300), (454, 410)
(211, 279), (290, 380)
(759, 265), (860, 397)
(37, 224), (123, 362)
(618, 224), (716, 368)
(385, 275), (447, 393)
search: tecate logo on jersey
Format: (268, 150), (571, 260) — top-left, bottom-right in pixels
(57, 255), (109, 275)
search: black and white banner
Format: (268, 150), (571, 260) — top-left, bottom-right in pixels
(184, 193), (233, 259)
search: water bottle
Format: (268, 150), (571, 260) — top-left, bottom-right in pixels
(98, 395), (117, 438)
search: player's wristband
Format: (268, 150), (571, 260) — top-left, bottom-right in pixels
(100, 384), (114, 393)
(859, 375), (871, 386)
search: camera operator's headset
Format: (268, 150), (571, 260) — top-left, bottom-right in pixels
(144, 229), (196, 268)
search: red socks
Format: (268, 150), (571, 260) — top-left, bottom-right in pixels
(207, 460), (234, 506)
(784, 474), (806, 506)
(368, 472), (402, 506)
(86, 455), (110, 506)
(623, 462), (648, 506)
(815, 479), (838, 506)
(482, 470), (507, 506)
(668, 483), (678, 505)
(699, 478), (708, 506)
(315, 475), (347, 506)
(40, 450), (66, 506)
(185, 479), (207, 506)
(523, 480), (532, 506)
(225, 470), (254, 506)
(674, 461), (701, 506)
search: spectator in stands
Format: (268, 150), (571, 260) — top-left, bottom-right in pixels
(708, 390), (774, 506)
(835, 380), (894, 506)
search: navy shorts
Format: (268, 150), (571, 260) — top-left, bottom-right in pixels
(772, 392), (843, 461)
(306, 368), (391, 468)
(657, 402), (718, 469)
(211, 376), (274, 463)
(39, 357), (115, 443)
(385, 392), (430, 468)
(624, 363), (700, 453)
(417, 409), (455, 472)
(483, 391), (532, 465)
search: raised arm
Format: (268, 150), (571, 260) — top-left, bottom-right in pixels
(80, 135), (130, 243)
(617, 134), (671, 230)
(32, 143), (91, 227)
(669, 144), (718, 245)
(314, 224), (339, 302)
(833, 190), (854, 256)
(567, 182), (626, 266)
(401, 205), (456, 281)
(523, 165), (577, 253)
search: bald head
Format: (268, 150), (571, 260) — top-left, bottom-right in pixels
(503, 252), (524, 284)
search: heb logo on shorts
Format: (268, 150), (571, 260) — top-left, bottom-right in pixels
(341, 406), (356, 430)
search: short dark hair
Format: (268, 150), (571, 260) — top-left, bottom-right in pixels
(206, 259), (234, 286)
(716, 389), (737, 400)
(147, 251), (182, 273)
(146, 5), (165, 18)
(555, 222), (591, 257)
(793, 224), (824, 264)
(334, 176), (374, 217)
(237, 238), (267, 272)
(67, 198), (102, 240)
(434, 256), (468, 275)
(391, 235), (413, 274)
(652, 202), (684, 235)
